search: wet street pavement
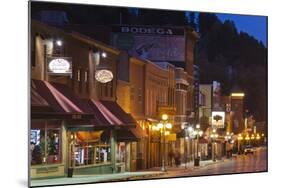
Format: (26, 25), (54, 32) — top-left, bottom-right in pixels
(31, 147), (267, 187)
(152, 147), (267, 179)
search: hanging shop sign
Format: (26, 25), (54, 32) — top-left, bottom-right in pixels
(95, 69), (113, 83)
(211, 111), (225, 129)
(47, 57), (72, 75)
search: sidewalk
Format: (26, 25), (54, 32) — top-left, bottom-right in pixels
(31, 171), (165, 187)
(146, 159), (226, 173)
(31, 159), (228, 187)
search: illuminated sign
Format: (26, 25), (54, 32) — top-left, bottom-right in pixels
(95, 69), (113, 83)
(231, 93), (245, 97)
(212, 111), (225, 129)
(47, 57), (72, 75)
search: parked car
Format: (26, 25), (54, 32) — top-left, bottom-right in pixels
(244, 145), (255, 154)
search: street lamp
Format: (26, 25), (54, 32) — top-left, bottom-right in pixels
(237, 133), (243, 154)
(153, 113), (172, 172)
(224, 132), (232, 158)
(56, 39), (62, 46)
(193, 124), (203, 166)
(210, 129), (218, 162)
(181, 123), (194, 168)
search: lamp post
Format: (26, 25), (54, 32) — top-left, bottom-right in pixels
(224, 132), (231, 158)
(256, 133), (261, 146)
(152, 114), (172, 172)
(193, 124), (203, 166)
(237, 133), (243, 154)
(250, 134), (255, 146)
(181, 124), (194, 168)
(245, 134), (250, 145)
(210, 129), (218, 162)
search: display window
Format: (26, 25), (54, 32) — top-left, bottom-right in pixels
(30, 120), (62, 165)
(116, 142), (126, 163)
(69, 131), (111, 167)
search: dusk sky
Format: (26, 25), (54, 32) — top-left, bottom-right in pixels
(216, 13), (267, 47)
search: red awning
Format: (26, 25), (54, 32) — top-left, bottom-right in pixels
(31, 79), (98, 126)
(31, 80), (50, 107)
(31, 79), (141, 131)
(87, 100), (147, 138)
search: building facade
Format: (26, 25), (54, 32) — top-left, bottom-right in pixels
(30, 20), (143, 179)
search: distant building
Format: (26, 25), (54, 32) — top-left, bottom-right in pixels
(193, 65), (200, 122)
(230, 93), (245, 134)
(175, 67), (188, 129)
(198, 84), (212, 131)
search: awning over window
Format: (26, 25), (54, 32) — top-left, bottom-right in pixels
(31, 79), (146, 139)
(31, 79), (92, 113)
(31, 80), (49, 107)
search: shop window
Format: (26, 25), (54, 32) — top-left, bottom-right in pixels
(116, 142), (126, 163)
(30, 123), (61, 165)
(70, 131), (111, 167)
(73, 142), (111, 166)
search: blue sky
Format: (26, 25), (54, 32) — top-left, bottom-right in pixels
(216, 13), (267, 47)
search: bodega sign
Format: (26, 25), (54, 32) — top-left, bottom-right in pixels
(47, 57), (72, 75)
(112, 26), (184, 36)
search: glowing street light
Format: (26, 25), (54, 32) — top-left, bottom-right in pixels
(251, 134), (255, 140)
(188, 126), (194, 133)
(162, 114), (168, 121)
(101, 52), (107, 58)
(157, 123), (164, 129)
(153, 113), (172, 172)
(165, 123), (172, 129)
(56, 39), (62, 46)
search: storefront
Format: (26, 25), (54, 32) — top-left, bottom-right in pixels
(30, 79), (143, 179)
(30, 119), (66, 179)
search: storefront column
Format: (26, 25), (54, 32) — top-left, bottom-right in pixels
(110, 129), (116, 173)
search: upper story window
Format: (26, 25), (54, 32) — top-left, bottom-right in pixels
(77, 69), (81, 82)
(84, 70), (88, 82)
(138, 88), (142, 102)
(176, 83), (188, 91)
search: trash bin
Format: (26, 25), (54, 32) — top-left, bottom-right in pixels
(194, 158), (200, 166)
(67, 168), (73, 178)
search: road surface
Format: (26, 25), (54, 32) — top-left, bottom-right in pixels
(152, 147), (267, 179)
